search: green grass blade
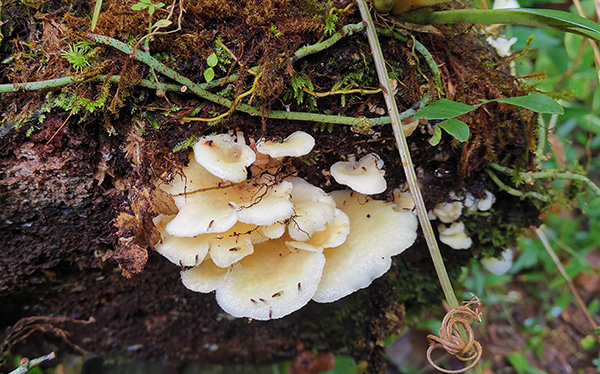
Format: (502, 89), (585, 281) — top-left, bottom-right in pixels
(399, 8), (600, 43)
(91, 0), (103, 32)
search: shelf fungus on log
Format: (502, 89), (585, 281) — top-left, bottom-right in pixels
(152, 132), (418, 320)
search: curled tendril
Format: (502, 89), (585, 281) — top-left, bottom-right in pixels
(426, 296), (483, 374)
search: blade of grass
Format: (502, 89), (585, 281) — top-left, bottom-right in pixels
(91, 0), (103, 32)
(535, 226), (600, 342)
(399, 8), (600, 43)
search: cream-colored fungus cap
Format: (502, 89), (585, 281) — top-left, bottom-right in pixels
(215, 237), (326, 320)
(438, 221), (473, 250)
(256, 131), (316, 158)
(194, 134), (256, 183)
(286, 208), (351, 253)
(432, 201), (463, 223)
(329, 154), (387, 195)
(481, 248), (514, 275)
(312, 191), (418, 303)
(181, 257), (231, 293)
(153, 214), (210, 267)
(287, 177), (337, 241)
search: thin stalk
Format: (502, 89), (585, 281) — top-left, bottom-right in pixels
(376, 27), (444, 94)
(292, 22), (365, 62)
(357, 3), (484, 372)
(489, 163), (600, 198)
(485, 169), (549, 201)
(9, 352), (56, 374)
(355, 1), (459, 309)
(398, 8), (600, 43)
(535, 227), (600, 341)
(91, 0), (103, 32)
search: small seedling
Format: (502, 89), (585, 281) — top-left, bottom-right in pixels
(131, 0), (165, 16)
(61, 42), (94, 72)
(203, 53), (219, 83)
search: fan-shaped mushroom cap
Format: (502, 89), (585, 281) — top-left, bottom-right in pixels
(164, 174), (295, 238)
(181, 257), (231, 293)
(259, 222), (286, 239)
(481, 248), (514, 275)
(159, 154), (222, 196)
(438, 221), (472, 250)
(287, 177), (337, 241)
(208, 222), (263, 268)
(329, 154), (386, 195)
(215, 237), (326, 320)
(233, 178), (294, 226)
(393, 189), (415, 212)
(477, 191), (496, 211)
(165, 190), (238, 237)
(312, 190), (418, 303)
(256, 131), (316, 158)
(286, 209), (350, 252)
(193, 134), (255, 183)
(153, 214), (209, 267)
(432, 201), (463, 223)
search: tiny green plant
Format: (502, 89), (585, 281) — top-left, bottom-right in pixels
(203, 53), (219, 83)
(131, 0), (165, 16)
(61, 42), (94, 72)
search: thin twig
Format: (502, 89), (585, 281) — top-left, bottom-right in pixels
(535, 226), (600, 342)
(9, 352), (56, 374)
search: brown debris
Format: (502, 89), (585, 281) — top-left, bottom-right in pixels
(289, 342), (335, 374)
(114, 237), (149, 279)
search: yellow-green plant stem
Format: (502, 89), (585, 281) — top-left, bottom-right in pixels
(85, 33), (427, 127)
(8, 352), (56, 374)
(356, 2), (482, 372)
(355, 1), (458, 307)
(489, 162), (600, 198)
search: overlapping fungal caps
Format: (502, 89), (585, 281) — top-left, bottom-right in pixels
(153, 132), (418, 320)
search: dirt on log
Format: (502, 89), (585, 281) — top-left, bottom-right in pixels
(0, 0), (544, 371)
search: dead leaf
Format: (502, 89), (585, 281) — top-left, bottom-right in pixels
(114, 237), (148, 279)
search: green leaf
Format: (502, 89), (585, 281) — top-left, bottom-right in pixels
(148, 5), (156, 16)
(206, 53), (219, 68)
(438, 118), (470, 142)
(496, 92), (564, 114)
(399, 8), (600, 43)
(204, 67), (215, 83)
(152, 19), (172, 30)
(429, 125), (442, 146)
(131, 3), (147, 11)
(415, 99), (475, 120)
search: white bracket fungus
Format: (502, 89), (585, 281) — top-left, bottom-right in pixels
(329, 153), (387, 195)
(432, 201), (463, 223)
(256, 131), (316, 158)
(312, 191), (418, 303)
(481, 248), (514, 275)
(153, 132), (418, 320)
(193, 134), (255, 183)
(438, 221), (473, 250)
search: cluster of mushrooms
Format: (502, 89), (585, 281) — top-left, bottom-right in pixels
(153, 131), (418, 320)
